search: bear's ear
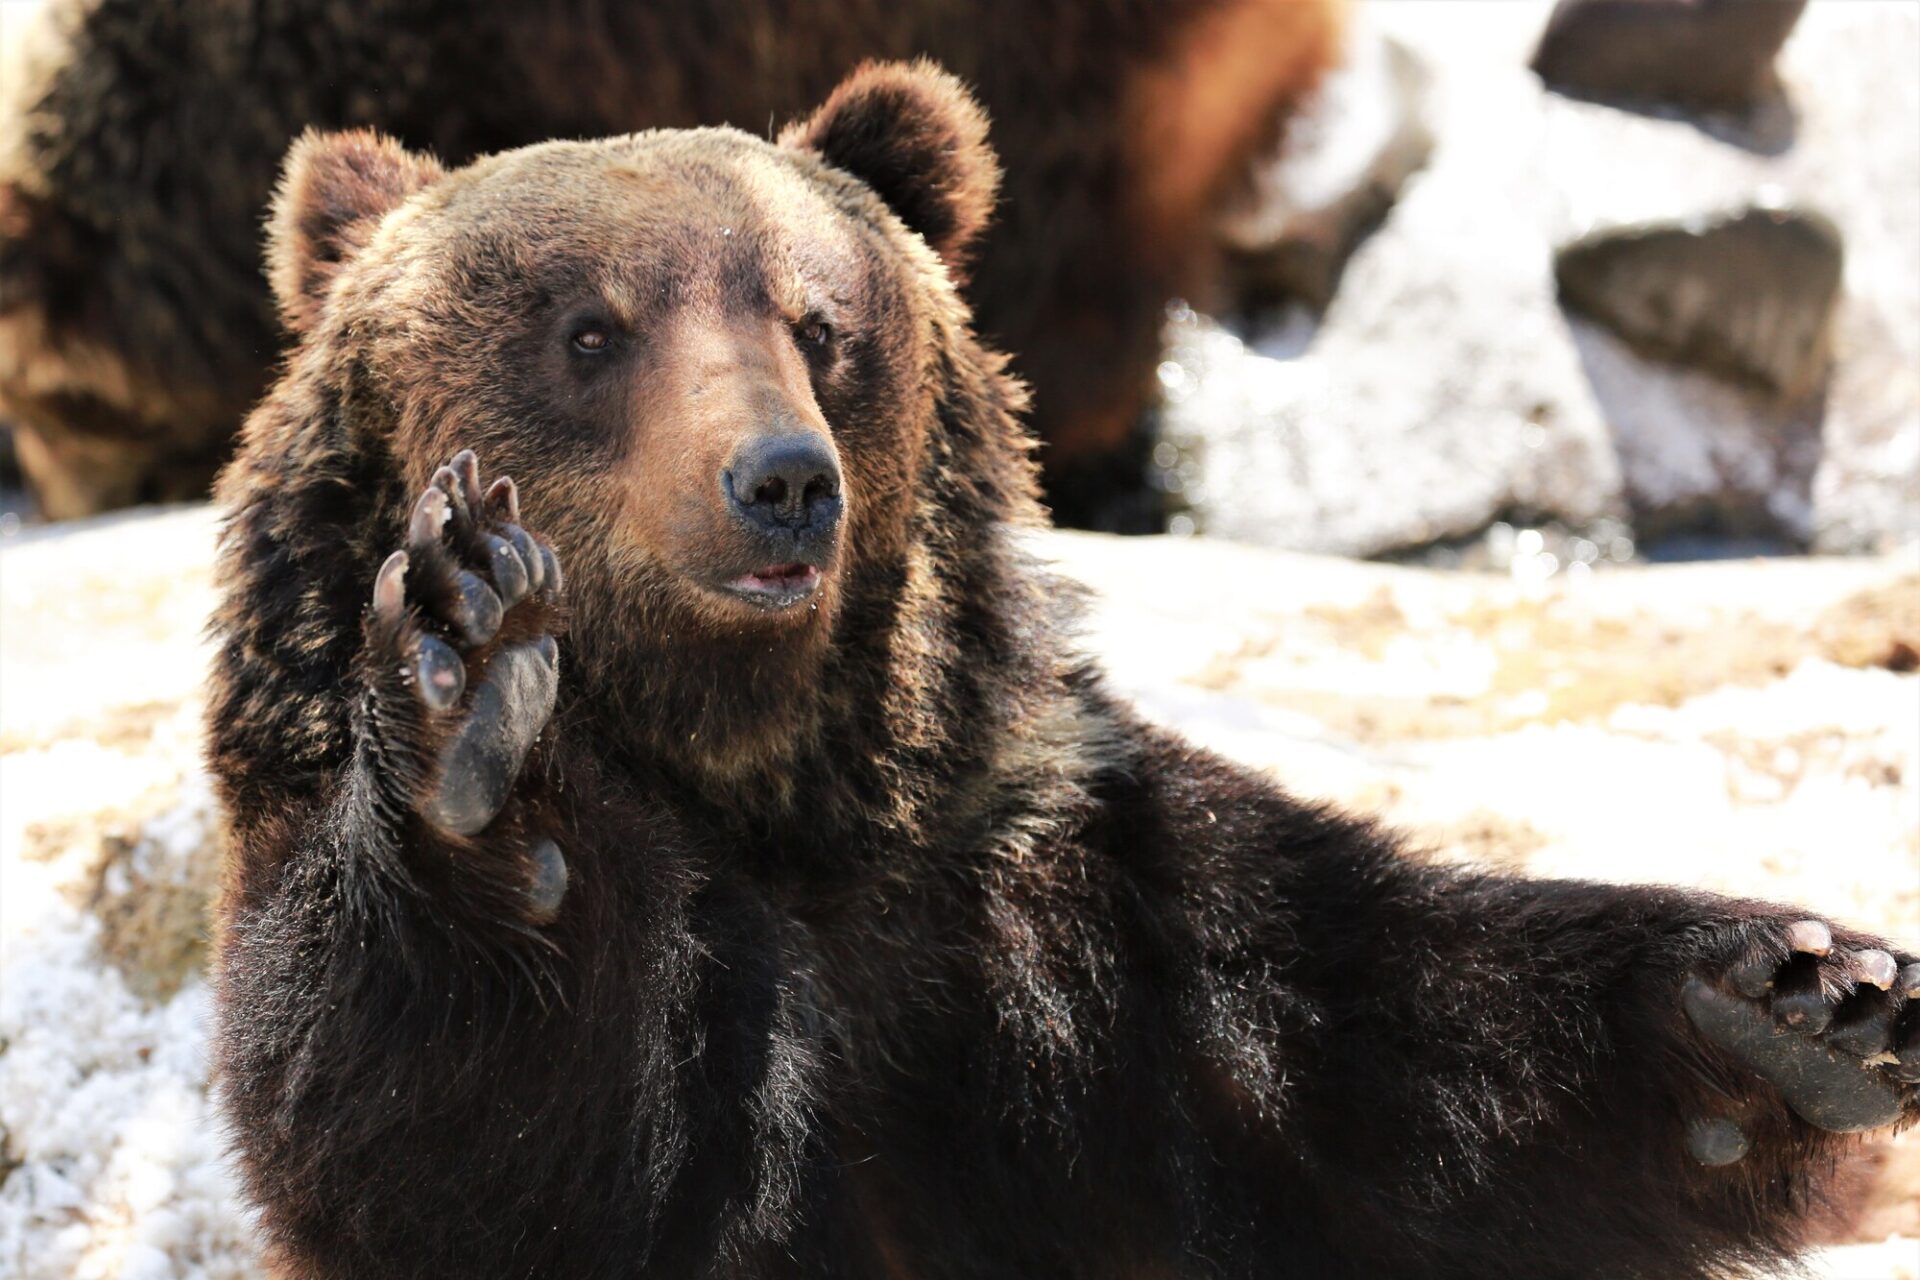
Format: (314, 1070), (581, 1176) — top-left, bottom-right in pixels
(267, 128), (444, 334)
(780, 60), (1000, 270)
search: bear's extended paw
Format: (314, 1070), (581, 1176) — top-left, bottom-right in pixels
(1684, 919), (1919, 1138)
(369, 449), (563, 841)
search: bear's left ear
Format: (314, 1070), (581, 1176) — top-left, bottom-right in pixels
(267, 128), (445, 334)
(780, 60), (1000, 270)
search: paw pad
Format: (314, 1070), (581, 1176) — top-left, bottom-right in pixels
(1685, 919), (1917, 1137)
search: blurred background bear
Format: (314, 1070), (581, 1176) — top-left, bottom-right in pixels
(0, 0), (1341, 523)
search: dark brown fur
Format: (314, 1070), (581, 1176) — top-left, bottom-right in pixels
(0, 0), (1342, 519)
(208, 65), (1917, 1280)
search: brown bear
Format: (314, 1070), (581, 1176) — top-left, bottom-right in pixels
(207, 62), (1918, 1280)
(0, 0), (1342, 521)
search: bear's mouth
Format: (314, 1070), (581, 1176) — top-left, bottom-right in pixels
(722, 562), (823, 610)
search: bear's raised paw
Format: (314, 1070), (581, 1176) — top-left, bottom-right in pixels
(369, 449), (564, 839)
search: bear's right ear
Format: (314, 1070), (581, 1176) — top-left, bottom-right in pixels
(780, 60), (999, 272)
(267, 128), (444, 334)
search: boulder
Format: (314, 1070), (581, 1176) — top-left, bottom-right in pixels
(1531, 0), (1808, 115)
(1556, 205), (1843, 400)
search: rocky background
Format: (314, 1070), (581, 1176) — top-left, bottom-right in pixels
(1155, 0), (1918, 565)
(1, 1), (1918, 1277)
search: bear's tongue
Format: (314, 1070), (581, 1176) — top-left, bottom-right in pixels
(737, 563), (818, 592)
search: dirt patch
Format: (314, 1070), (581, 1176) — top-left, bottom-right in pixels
(1451, 599), (1806, 730)
(25, 785), (221, 1005)
(1814, 576), (1920, 674)
(0, 699), (183, 755)
(1231, 579), (1920, 744)
(81, 820), (221, 1005)
(1300, 587), (1408, 662)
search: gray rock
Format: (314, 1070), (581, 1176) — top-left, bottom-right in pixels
(1219, 31), (1433, 312)
(1532, 0), (1807, 115)
(1556, 205), (1843, 400)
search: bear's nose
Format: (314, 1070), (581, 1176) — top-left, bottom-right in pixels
(724, 435), (843, 536)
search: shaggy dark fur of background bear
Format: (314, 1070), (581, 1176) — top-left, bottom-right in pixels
(206, 61), (1917, 1280)
(0, 0), (1341, 521)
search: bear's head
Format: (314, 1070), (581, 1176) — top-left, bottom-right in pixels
(247, 62), (1054, 804)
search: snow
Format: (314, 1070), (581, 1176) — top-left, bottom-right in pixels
(2, 506), (1916, 1276)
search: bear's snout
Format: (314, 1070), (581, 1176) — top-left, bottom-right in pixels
(723, 433), (843, 544)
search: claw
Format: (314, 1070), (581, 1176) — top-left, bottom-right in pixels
(1899, 962), (1920, 1000)
(1851, 949), (1898, 991)
(432, 465), (469, 526)
(539, 543), (563, 597)
(485, 475), (521, 525)
(374, 550), (409, 621)
(451, 449), (484, 513)
(1786, 920), (1833, 957)
(410, 487), (451, 547)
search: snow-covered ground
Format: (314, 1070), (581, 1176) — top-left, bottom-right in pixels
(2, 507), (1917, 1277)
(0, 510), (248, 1277)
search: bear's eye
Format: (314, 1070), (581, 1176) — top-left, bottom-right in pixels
(570, 328), (610, 354)
(795, 317), (833, 350)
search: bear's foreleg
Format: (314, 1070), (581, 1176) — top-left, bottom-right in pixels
(213, 449), (646, 1273)
(1274, 855), (1916, 1277)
